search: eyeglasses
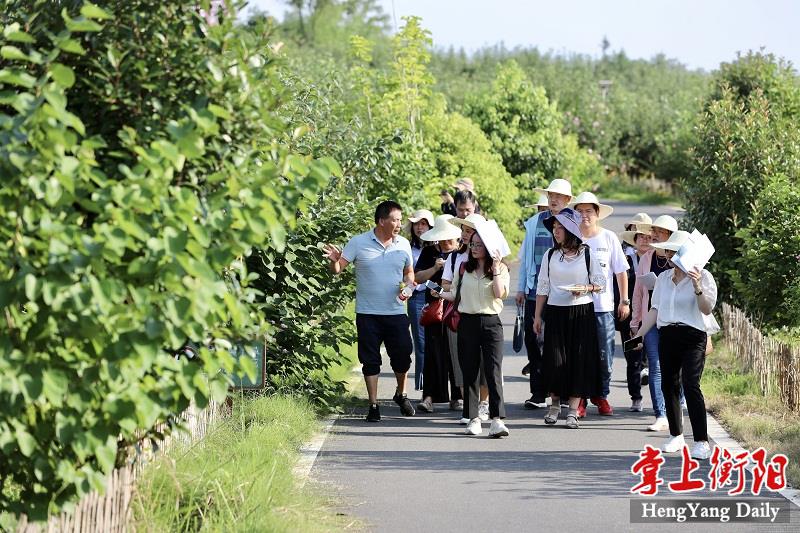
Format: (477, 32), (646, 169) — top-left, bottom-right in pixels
(468, 242), (485, 249)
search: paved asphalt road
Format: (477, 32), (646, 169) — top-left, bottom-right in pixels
(311, 201), (797, 532)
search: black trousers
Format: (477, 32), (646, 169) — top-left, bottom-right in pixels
(524, 298), (545, 402)
(620, 323), (643, 401)
(458, 314), (506, 419)
(659, 325), (708, 441)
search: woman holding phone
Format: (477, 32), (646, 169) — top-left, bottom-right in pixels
(405, 209), (434, 391)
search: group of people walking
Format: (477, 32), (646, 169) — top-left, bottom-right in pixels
(323, 177), (720, 459)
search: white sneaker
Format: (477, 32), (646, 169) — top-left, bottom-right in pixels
(465, 417), (482, 435)
(661, 434), (685, 453)
(488, 419), (509, 438)
(629, 399), (643, 412)
(459, 417), (470, 425)
(478, 401), (490, 421)
(647, 417), (669, 432)
(690, 440), (712, 460)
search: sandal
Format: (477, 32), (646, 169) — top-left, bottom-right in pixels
(566, 413), (579, 429)
(544, 406), (560, 425)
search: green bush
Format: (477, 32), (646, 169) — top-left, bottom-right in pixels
(734, 176), (800, 328)
(0, 1), (335, 517)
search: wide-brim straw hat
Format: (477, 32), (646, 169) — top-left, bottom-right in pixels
(637, 214), (679, 234)
(473, 219), (511, 258)
(448, 213), (486, 230)
(624, 212), (652, 229)
(420, 214), (461, 242)
(650, 230), (690, 252)
(404, 209), (435, 233)
(569, 191), (613, 219)
(532, 178), (574, 201)
(542, 208), (583, 243)
(619, 226), (651, 247)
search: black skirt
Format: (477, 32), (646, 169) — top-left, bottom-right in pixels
(422, 323), (453, 403)
(542, 303), (602, 399)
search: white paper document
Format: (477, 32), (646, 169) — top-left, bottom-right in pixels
(673, 229), (715, 273)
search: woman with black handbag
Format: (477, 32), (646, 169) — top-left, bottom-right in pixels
(415, 215), (461, 412)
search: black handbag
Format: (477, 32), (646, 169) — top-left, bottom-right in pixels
(513, 303), (525, 353)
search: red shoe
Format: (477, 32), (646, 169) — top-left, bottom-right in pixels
(596, 398), (614, 416)
(589, 396), (602, 406)
(577, 399), (586, 418)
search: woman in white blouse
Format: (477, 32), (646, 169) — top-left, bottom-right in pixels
(635, 230), (718, 460)
(534, 208), (606, 429)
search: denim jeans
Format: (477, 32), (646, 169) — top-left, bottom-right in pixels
(595, 311), (616, 399)
(643, 327), (666, 418)
(407, 291), (426, 390)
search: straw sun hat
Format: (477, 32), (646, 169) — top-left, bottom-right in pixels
(650, 230), (690, 252)
(636, 215), (679, 235)
(448, 213), (487, 230)
(532, 178), (574, 201)
(619, 213), (653, 246)
(569, 191), (613, 219)
(420, 214), (461, 242)
(404, 209), (435, 233)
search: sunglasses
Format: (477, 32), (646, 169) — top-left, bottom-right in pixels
(468, 242), (485, 249)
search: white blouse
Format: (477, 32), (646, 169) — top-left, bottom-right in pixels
(536, 247), (606, 306)
(651, 268), (718, 332)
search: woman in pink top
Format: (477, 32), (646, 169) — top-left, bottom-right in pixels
(630, 215), (677, 432)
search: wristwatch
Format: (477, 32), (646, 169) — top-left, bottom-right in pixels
(621, 299), (631, 305)
(695, 289), (703, 296)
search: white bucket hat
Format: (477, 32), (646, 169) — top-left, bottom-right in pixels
(473, 219), (511, 258)
(420, 214), (461, 242)
(637, 215), (679, 235)
(650, 230), (690, 252)
(532, 178), (574, 201)
(448, 213), (486, 230)
(404, 209), (435, 233)
(570, 191), (613, 219)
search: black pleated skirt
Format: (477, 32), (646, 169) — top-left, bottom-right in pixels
(542, 303), (602, 399)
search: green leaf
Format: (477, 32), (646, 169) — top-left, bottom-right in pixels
(80, 2), (113, 20)
(16, 429), (36, 457)
(94, 438), (117, 472)
(50, 63), (76, 88)
(0, 68), (36, 88)
(3, 23), (35, 43)
(1, 45), (32, 62)
(58, 38), (86, 55)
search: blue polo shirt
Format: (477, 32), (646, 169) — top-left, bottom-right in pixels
(342, 230), (413, 315)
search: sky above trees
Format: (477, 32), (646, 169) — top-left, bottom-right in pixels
(248, 0), (800, 71)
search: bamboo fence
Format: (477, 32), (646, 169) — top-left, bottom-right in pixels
(721, 302), (800, 411)
(15, 400), (225, 533)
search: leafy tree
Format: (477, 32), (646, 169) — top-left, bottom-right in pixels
(0, 0), (336, 516)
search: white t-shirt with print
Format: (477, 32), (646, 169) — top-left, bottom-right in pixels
(583, 228), (628, 312)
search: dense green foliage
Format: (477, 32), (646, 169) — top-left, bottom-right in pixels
(432, 47), (709, 182)
(683, 52), (800, 314)
(463, 60), (603, 210)
(0, 0), (338, 516)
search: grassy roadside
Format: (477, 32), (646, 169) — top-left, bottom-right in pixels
(599, 174), (681, 206)
(131, 395), (349, 532)
(701, 344), (800, 486)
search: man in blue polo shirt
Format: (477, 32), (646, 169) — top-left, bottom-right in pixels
(323, 200), (417, 422)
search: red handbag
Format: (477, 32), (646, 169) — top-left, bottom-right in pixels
(419, 299), (444, 326)
(443, 264), (466, 332)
